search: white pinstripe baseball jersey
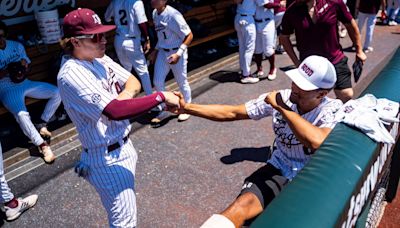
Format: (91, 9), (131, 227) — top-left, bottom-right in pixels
(104, 0), (148, 38)
(237, 0), (258, 15)
(245, 89), (343, 179)
(152, 5), (191, 49)
(255, 0), (275, 19)
(0, 40), (31, 69)
(57, 55), (132, 149)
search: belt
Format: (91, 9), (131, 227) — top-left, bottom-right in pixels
(84, 135), (129, 153)
(255, 18), (271, 23)
(240, 14), (250, 17)
(162, 47), (179, 52)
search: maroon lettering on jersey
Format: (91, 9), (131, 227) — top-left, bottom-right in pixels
(115, 81), (122, 94)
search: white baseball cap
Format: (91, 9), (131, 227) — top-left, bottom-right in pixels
(285, 55), (337, 91)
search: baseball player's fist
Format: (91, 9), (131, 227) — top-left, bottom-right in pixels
(162, 91), (180, 111)
(143, 40), (151, 55)
(356, 50), (367, 65)
(167, 53), (180, 65)
(264, 91), (287, 111)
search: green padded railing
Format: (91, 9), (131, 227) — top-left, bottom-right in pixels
(251, 48), (400, 228)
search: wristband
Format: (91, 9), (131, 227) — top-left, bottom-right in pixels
(176, 44), (188, 57)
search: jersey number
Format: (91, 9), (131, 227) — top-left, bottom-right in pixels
(119, 10), (128, 25)
(162, 31), (167, 40)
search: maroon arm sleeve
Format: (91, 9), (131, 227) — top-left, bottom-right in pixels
(138, 22), (149, 38)
(264, 3), (281, 9)
(103, 92), (165, 120)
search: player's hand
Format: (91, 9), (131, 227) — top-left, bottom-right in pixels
(143, 40), (151, 55)
(162, 91), (180, 111)
(264, 91), (289, 111)
(148, 50), (158, 65)
(233, 0), (243, 4)
(356, 50), (367, 65)
(172, 91), (186, 114)
(280, 0), (286, 7)
(167, 53), (180, 65)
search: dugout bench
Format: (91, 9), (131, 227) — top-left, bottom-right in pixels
(251, 48), (400, 227)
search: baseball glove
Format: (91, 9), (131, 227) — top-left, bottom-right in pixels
(7, 61), (27, 83)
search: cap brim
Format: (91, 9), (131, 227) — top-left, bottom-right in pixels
(81, 25), (116, 34)
(285, 68), (319, 91)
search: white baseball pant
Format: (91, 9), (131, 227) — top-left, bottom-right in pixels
(80, 139), (138, 228)
(114, 35), (153, 95)
(0, 142), (14, 204)
(153, 49), (192, 103)
(234, 15), (256, 77)
(0, 78), (61, 146)
(255, 19), (276, 57)
(357, 12), (377, 49)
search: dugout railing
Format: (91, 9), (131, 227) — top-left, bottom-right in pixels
(251, 48), (400, 228)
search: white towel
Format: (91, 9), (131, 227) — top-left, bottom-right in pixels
(334, 94), (399, 144)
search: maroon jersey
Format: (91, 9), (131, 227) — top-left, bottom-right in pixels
(281, 0), (353, 64)
(359, 0), (381, 14)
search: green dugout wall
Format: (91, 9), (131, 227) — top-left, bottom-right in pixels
(251, 48), (400, 228)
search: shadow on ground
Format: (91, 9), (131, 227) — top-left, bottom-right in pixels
(209, 71), (241, 83)
(220, 146), (271, 164)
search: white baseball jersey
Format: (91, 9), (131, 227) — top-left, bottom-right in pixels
(0, 40), (31, 69)
(0, 40), (61, 146)
(57, 55), (132, 149)
(255, 0), (275, 20)
(58, 55), (139, 227)
(152, 5), (191, 49)
(104, 0), (148, 38)
(245, 89), (343, 179)
(236, 0), (258, 15)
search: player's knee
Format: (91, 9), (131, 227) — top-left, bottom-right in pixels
(265, 47), (275, 57)
(15, 111), (30, 123)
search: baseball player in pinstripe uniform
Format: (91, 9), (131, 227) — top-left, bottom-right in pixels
(0, 21), (59, 163)
(173, 56), (343, 228)
(254, 0), (278, 81)
(148, 0), (194, 123)
(57, 9), (180, 227)
(105, 0), (153, 95)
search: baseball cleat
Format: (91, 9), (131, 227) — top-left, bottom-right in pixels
(240, 76), (260, 84)
(178, 114), (191, 122)
(151, 111), (170, 124)
(39, 143), (56, 163)
(267, 68), (277, 81)
(5, 195), (38, 221)
(363, 47), (374, 53)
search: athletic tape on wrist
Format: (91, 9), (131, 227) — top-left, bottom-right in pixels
(176, 44), (187, 57)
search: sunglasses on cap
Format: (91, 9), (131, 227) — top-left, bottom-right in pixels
(74, 33), (105, 43)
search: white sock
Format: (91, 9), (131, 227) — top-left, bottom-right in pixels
(200, 214), (235, 228)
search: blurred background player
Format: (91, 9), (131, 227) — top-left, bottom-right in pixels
(148, 0), (194, 122)
(357, 0), (386, 53)
(105, 0), (153, 95)
(0, 20), (58, 163)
